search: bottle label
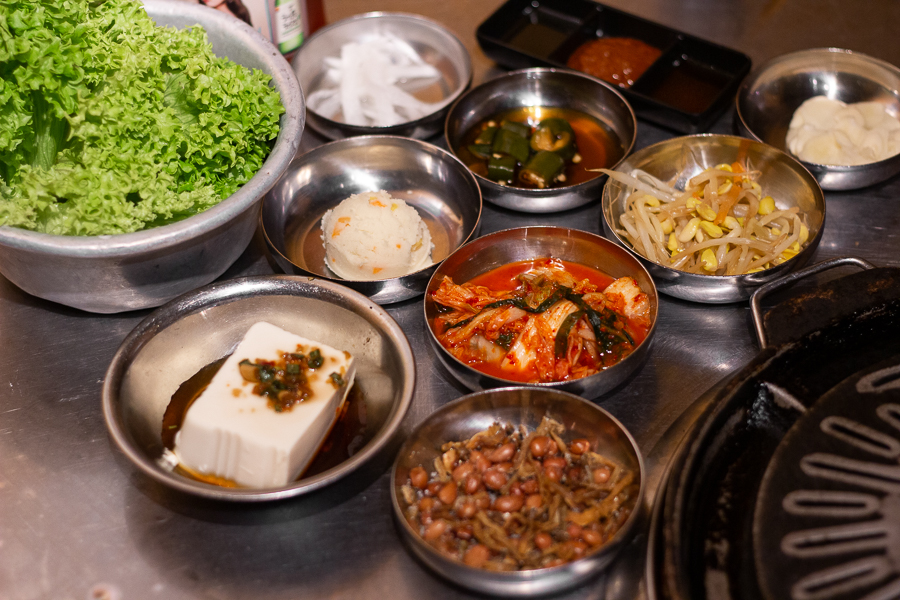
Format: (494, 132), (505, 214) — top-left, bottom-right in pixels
(275, 0), (304, 53)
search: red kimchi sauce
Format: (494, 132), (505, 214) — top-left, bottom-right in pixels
(567, 37), (661, 89)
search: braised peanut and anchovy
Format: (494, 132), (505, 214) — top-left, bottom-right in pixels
(400, 417), (637, 571)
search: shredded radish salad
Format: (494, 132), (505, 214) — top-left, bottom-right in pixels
(306, 33), (453, 127)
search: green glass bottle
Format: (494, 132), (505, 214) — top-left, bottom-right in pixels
(274, 0), (304, 54)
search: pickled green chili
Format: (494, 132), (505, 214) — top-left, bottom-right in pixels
(500, 120), (531, 138)
(464, 115), (582, 189)
(531, 118), (576, 160)
(488, 155), (516, 183)
(475, 126), (498, 145)
(467, 143), (493, 159)
(520, 151), (565, 188)
(491, 128), (530, 164)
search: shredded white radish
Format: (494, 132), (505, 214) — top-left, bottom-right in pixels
(306, 33), (452, 127)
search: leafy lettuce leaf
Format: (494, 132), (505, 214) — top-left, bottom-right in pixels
(0, 0), (283, 236)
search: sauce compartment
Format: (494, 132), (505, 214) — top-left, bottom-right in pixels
(629, 37), (750, 126)
(477, 0), (594, 68)
(476, 0), (751, 133)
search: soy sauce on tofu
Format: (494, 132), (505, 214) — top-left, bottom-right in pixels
(457, 107), (622, 189)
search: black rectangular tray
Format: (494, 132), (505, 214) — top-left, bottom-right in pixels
(476, 0), (752, 133)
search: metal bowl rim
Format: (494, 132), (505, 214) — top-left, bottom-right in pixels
(0, 0), (304, 258)
(422, 225), (659, 389)
(101, 274), (416, 502)
(261, 134), (483, 284)
(297, 11), (473, 133)
(735, 47), (900, 170)
(389, 385), (645, 582)
(600, 133), (826, 280)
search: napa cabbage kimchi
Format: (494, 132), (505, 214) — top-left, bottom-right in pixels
(430, 259), (652, 383)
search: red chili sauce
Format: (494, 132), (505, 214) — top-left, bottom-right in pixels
(567, 37), (662, 89)
(431, 259), (650, 383)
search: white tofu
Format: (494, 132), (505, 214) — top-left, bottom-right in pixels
(174, 321), (356, 488)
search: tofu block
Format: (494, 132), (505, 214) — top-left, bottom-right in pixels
(174, 321), (356, 488)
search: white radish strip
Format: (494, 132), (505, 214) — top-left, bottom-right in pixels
(339, 43), (365, 125)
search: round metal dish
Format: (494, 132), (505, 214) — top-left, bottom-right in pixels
(294, 12), (472, 140)
(735, 48), (900, 190)
(423, 226), (657, 398)
(0, 0), (304, 314)
(102, 275), (415, 502)
(601, 134), (826, 303)
(391, 387), (644, 597)
(445, 68), (637, 213)
(261, 135), (482, 305)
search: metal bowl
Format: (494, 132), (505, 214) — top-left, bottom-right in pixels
(423, 227), (657, 398)
(102, 275), (415, 502)
(293, 12), (472, 140)
(444, 68), (637, 213)
(735, 48), (900, 190)
(391, 387), (644, 597)
(0, 0), (304, 314)
(261, 135), (482, 305)
(601, 134), (826, 303)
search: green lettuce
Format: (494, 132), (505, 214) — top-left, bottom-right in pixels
(0, 0), (284, 236)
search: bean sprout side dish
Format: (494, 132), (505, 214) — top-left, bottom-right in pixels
(604, 162), (810, 275)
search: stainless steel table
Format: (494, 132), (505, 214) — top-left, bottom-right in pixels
(2, 1), (899, 598)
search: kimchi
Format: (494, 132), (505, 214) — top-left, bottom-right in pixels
(430, 258), (651, 383)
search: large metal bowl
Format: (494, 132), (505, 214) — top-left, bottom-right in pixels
(445, 68), (637, 213)
(391, 387), (644, 597)
(601, 134), (826, 303)
(735, 48), (900, 190)
(102, 275), (415, 502)
(423, 227), (658, 398)
(0, 0), (304, 314)
(294, 12), (472, 140)
(261, 136), (482, 305)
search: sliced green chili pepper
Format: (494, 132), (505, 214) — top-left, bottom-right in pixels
(307, 349), (323, 369)
(519, 151), (565, 188)
(488, 155), (516, 183)
(467, 143), (493, 159)
(531, 118), (576, 160)
(258, 365), (275, 383)
(491, 128), (530, 164)
(554, 310), (584, 357)
(500, 120), (531, 138)
(474, 125), (498, 145)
